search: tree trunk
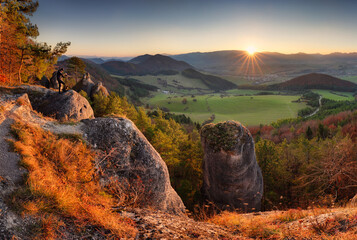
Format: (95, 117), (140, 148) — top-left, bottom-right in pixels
(18, 48), (24, 84)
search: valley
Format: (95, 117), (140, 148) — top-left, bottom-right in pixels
(146, 92), (306, 126)
(106, 65), (357, 126)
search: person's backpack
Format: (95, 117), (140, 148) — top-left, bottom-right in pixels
(50, 71), (59, 89)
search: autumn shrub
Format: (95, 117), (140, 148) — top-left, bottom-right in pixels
(0, 74), (8, 83)
(11, 121), (137, 238)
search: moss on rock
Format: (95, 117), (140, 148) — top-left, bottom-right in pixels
(200, 121), (247, 152)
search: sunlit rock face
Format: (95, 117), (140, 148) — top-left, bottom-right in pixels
(82, 117), (186, 215)
(73, 73), (109, 99)
(72, 73), (95, 97)
(90, 82), (109, 98)
(36, 89), (94, 122)
(200, 121), (263, 212)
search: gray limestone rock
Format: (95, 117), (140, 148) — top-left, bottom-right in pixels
(81, 117), (185, 214)
(200, 121), (263, 212)
(36, 89), (94, 121)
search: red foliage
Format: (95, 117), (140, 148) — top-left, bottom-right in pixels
(248, 126), (260, 135)
(342, 122), (357, 141)
(328, 124), (337, 130)
(323, 111), (352, 126)
(296, 120), (318, 136)
(272, 125), (293, 142)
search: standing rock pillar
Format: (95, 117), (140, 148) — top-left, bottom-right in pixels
(200, 121), (263, 212)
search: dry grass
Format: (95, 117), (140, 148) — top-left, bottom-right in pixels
(15, 95), (29, 107)
(11, 121), (137, 239)
(208, 207), (357, 239)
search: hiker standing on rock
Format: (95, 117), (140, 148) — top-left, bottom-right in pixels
(57, 68), (67, 93)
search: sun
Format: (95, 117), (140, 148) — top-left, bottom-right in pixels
(246, 46), (256, 56)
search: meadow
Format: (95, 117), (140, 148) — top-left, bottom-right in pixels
(311, 89), (355, 101)
(341, 75), (357, 84)
(146, 93), (306, 126)
(134, 74), (356, 126)
(129, 74), (210, 90)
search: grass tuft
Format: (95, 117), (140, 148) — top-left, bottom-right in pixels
(208, 208), (357, 239)
(11, 121), (137, 238)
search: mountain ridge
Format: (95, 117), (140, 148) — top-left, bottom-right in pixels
(269, 73), (357, 92)
(101, 54), (193, 76)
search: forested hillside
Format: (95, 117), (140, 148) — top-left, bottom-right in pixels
(270, 73), (357, 92)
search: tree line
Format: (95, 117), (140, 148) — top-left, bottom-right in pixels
(0, 0), (69, 85)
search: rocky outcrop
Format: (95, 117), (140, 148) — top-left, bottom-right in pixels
(91, 81), (109, 98)
(0, 85), (94, 122)
(81, 117), (185, 214)
(200, 121), (263, 212)
(36, 90), (94, 121)
(73, 73), (109, 99)
(73, 73), (95, 97)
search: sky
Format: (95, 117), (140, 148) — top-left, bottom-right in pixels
(31, 0), (357, 57)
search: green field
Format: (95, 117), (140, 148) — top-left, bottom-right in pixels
(129, 74), (210, 91)
(341, 75), (357, 84)
(147, 93), (306, 126)
(312, 90), (355, 101)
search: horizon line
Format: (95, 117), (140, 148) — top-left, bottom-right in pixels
(65, 49), (357, 60)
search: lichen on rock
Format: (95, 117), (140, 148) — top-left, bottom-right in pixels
(201, 120), (251, 152)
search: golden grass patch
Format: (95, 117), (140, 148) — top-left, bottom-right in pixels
(208, 208), (357, 239)
(11, 121), (137, 238)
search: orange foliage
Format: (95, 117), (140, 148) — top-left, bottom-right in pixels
(0, 18), (20, 84)
(11, 121), (137, 238)
(0, 74), (7, 83)
(342, 122), (357, 141)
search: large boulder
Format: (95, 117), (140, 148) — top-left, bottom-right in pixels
(81, 117), (185, 214)
(73, 73), (95, 97)
(36, 90), (94, 121)
(200, 121), (263, 212)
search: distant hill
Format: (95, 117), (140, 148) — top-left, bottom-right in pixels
(181, 68), (237, 91)
(101, 54), (193, 76)
(101, 61), (141, 75)
(269, 73), (357, 92)
(58, 55), (69, 62)
(85, 57), (105, 64)
(128, 54), (152, 64)
(171, 50), (357, 77)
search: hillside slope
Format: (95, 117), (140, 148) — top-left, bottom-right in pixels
(102, 54), (193, 75)
(269, 73), (357, 92)
(182, 68), (237, 91)
(172, 50), (357, 77)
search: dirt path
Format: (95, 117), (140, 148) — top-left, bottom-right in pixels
(305, 95), (322, 118)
